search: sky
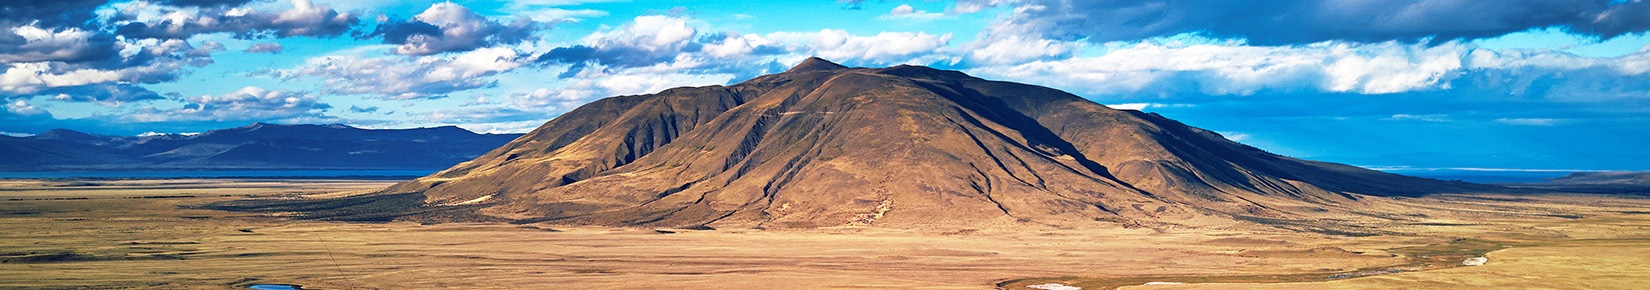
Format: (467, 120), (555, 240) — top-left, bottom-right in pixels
(1, 0), (1648, 171)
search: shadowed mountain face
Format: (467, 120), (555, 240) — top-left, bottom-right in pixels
(1, 123), (523, 171)
(347, 58), (1500, 229)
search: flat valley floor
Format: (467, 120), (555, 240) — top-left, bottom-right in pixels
(2, 179), (1648, 289)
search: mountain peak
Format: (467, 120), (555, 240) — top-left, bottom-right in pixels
(337, 62), (1498, 229)
(33, 129), (94, 140)
(785, 57), (847, 73)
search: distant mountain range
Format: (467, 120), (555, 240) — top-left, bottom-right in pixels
(1498, 171), (1650, 195)
(0, 123), (523, 171)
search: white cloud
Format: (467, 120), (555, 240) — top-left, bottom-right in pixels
(1322, 42), (1464, 94)
(790, 29), (953, 65)
(947, 0), (1014, 14)
(459, 95), (492, 107)
(0, 25), (113, 63)
(1105, 103), (1150, 110)
(516, 68), (733, 110)
(507, 87), (583, 110)
(6, 100), (45, 115)
(702, 33), (781, 58)
(377, 2), (539, 56)
(1, 38), (217, 104)
(112, 0), (357, 40)
(454, 119), (552, 134)
(519, 8), (608, 22)
(268, 46), (528, 99)
(881, 4), (947, 21)
(1467, 46), (1650, 75)
(422, 67), (733, 133)
(964, 35), (1081, 66)
(245, 42), (284, 53)
(128, 86), (330, 122)
(588, 15), (697, 54)
(966, 40), (1474, 96)
(1496, 118), (1561, 126)
(1382, 114), (1451, 122)
(1103, 103), (1194, 111)
(1214, 131), (1251, 142)
(538, 14), (792, 81)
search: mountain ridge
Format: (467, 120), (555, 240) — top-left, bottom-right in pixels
(0, 123), (523, 171)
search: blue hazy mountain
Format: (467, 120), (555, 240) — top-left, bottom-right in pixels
(1, 123), (523, 171)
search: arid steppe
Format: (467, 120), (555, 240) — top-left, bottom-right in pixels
(3, 178), (1648, 289)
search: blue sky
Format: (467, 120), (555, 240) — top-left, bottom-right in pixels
(2, 0), (1648, 171)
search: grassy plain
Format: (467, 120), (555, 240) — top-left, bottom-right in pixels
(2, 179), (1647, 289)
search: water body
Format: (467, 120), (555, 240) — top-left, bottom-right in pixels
(1379, 169), (1574, 183)
(248, 285), (303, 290)
(0, 170), (436, 179)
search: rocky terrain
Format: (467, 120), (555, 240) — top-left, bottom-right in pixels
(218, 58), (1509, 230)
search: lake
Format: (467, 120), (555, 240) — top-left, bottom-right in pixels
(0, 170), (436, 179)
(1379, 169), (1574, 183)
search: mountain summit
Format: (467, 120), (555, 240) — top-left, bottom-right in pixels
(301, 59), (1496, 229)
(784, 57), (849, 73)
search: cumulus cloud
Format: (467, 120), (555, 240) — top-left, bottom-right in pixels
(365, 2), (541, 56)
(245, 42), (283, 53)
(112, 0), (358, 40)
(151, 0), (256, 8)
(538, 15), (706, 72)
(459, 95), (492, 107)
(961, 0), (1650, 45)
(0, 25), (120, 64)
(42, 84), (166, 106)
(534, 14), (963, 81)
(413, 106), (544, 125)
(417, 66), (736, 132)
(6, 99), (43, 115)
(505, 88), (572, 109)
(504, 0), (611, 23)
(0, 0), (369, 113)
(1103, 103), (1193, 111)
(961, 35), (1081, 66)
(966, 40), (1469, 96)
(0, 0), (106, 29)
(128, 86), (330, 122)
(263, 46), (528, 100)
(795, 29), (954, 65)
(1, 38), (218, 104)
(1105, 103), (1150, 110)
(881, 4), (947, 21)
(534, 14), (798, 81)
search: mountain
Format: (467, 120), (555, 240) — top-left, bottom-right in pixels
(1547, 172), (1650, 186)
(220, 58), (1503, 229)
(0, 123), (523, 171)
(1496, 171), (1650, 195)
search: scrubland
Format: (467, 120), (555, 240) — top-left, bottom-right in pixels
(2, 179), (1646, 289)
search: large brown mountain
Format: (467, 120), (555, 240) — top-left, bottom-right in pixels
(229, 58), (1501, 229)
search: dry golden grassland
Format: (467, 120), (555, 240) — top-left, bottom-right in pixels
(2, 179), (1648, 289)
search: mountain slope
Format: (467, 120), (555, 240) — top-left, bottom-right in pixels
(1, 123), (524, 171)
(355, 58), (1498, 229)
